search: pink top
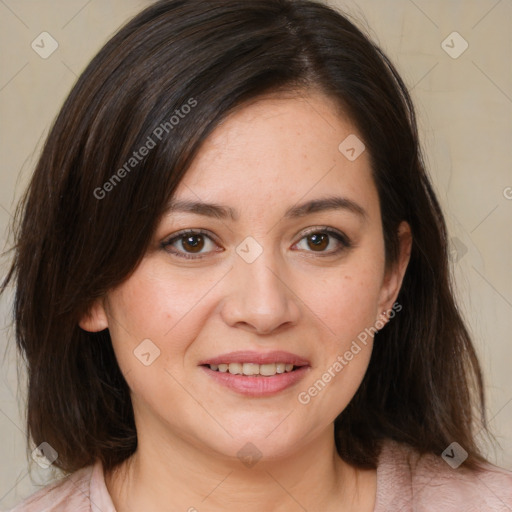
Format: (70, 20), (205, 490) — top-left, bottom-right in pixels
(10, 440), (512, 511)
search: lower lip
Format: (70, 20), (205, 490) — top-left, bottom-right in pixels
(200, 366), (309, 397)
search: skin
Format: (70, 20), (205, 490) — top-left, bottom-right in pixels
(81, 90), (412, 512)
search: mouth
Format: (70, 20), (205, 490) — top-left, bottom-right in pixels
(198, 350), (310, 396)
(203, 362), (301, 376)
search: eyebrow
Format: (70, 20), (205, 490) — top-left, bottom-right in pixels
(165, 195), (367, 222)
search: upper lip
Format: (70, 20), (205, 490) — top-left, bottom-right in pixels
(199, 350), (310, 366)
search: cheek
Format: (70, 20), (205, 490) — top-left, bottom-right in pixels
(104, 257), (230, 385)
(293, 245), (385, 409)
(300, 254), (385, 346)
(295, 270), (378, 423)
(107, 261), (214, 339)
(320, 273), (381, 330)
(103, 269), (206, 419)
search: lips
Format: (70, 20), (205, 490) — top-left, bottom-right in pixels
(198, 350), (310, 396)
(198, 350), (310, 367)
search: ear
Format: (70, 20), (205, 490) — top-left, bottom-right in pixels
(376, 221), (412, 324)
(79, 298), (109, 332)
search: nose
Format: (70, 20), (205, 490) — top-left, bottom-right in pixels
(220, 248), (301, 335)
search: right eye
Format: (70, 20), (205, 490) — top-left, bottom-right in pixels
(161, 229), (222, 260)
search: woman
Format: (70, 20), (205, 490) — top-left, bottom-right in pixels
(3, 0), (512, 510)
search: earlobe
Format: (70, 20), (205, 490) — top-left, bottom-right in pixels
(78, 299), (109, 332)
(377, 221), (412, 320)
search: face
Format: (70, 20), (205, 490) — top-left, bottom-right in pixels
(82, 91), (410, 462)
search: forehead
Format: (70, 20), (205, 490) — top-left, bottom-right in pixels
(170, 92), (379, 221)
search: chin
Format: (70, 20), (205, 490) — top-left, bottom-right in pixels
(214, 426), (310, 463)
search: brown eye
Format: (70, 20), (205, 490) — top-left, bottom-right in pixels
(162, 230), (219, 259)
(181, 234), (205, 253)
(294, 228), (351, 255)
(307, 232), (329, 251)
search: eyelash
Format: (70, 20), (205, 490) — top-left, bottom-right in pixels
(161, 227), (352, 260)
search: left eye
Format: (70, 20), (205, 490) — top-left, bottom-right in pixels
(293, 228), (351, 255)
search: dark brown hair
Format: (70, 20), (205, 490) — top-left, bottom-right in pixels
(2, 0), (489, 474)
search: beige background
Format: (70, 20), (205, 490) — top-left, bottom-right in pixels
(1, 0), (511, 508)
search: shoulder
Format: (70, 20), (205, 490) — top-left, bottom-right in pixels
(8, 461), (114, 512)
(375, 439), (512, 511)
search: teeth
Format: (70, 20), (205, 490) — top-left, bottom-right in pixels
(259, 363), (276, 376)
(228, 363), (243, 374)
(276, 363), (286, 374)
(208, 362), (298, 376)
(243, 363), (260, 375)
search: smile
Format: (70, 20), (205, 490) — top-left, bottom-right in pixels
(199, 350), (310, 396)
(207, 362), (296, 376)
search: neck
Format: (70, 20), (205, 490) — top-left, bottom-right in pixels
(105, 422), (376, 512)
